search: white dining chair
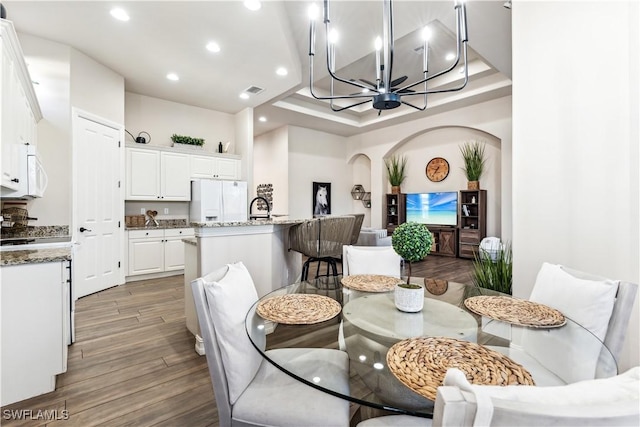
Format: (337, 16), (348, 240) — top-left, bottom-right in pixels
(521, 263), (638, 382)
(342, 245), (402, 277)
(191, 261), (351, 427)
(357, 366), (640, 426)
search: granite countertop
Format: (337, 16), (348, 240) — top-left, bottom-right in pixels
(183, 237), (197, 246)
(125, 219), (191, 231)
(190, 219), (304, 228)
(1, 247), (72, 266)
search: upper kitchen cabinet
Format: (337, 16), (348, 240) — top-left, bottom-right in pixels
(125, 146), (190, 201)
(1, 20), (42, 191)
(190, 154), (240, 180)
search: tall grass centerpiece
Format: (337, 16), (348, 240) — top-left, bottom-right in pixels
(384, 155), (407, 194)
(459, 140), (486, 190)
(472, 242), (513, 295)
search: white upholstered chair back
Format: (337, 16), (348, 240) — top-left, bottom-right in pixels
(342, 245), (402, 277)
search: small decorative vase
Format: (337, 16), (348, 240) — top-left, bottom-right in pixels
(394, 283), (424, 312)
(467, 181), (480, 190)
(391, 185), (401, 194)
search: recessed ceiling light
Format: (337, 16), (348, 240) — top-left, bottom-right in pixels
(110, 8), (130, 21)
(258, 116), (267, 122)
(206, 41), (220, 53)
(445, 52), (456, 61)
(166, 73), (179, 81)
(276, 67), (288, 76)
(244, 0), (261, 11)
(239, 93), (249, 100)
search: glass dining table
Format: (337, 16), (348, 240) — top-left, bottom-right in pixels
(244, 275), (618, 418)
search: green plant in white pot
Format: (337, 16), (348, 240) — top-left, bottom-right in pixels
(391, 222), (433, 312)
(459, 140), (486, 190)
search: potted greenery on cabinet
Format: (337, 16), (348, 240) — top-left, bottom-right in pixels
(384, 155), (407, 194)
(459, 140), (486, 190)
(391, 222), (433, 312)
(171, 134), (205, 148)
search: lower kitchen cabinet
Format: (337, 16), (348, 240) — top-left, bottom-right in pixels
(1, 261), (69, 406)
(127, 228), (194, 278)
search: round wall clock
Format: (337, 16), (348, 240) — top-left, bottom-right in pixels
(425, 157), (450, 182)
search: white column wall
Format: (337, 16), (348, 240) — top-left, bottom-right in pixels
(254, 126), (289, 214)
(287, 126), (350, 220)
(512, 1), (639, 370)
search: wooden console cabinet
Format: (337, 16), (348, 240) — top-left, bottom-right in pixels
(458, 190), (487, 259)
(428, 227), (457, 257)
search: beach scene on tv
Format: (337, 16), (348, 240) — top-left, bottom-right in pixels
(406, 192), (458, 226)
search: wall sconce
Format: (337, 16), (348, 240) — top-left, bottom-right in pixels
(351, 185), (371, 208)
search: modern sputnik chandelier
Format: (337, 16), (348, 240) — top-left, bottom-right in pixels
(308, 0), (469, 113)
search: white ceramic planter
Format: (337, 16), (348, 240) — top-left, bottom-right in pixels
(394, 283), (425, 312)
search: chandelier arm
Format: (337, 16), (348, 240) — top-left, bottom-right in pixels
(309, 54), (374, 101)
(322, 23), (380, 94)
(394, 2), (467, 93)
(404, 43), (469, 96)
(330, 99), (374, 112)
(382, 0), (394, 91)
(400, 99), (427, 111)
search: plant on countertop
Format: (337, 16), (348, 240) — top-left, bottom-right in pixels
(472, 241), (512, 295)
(171, 134), (205, 146)
(459, 140), (487, 182)
(384, 155), (408, 187)
(392, 221), (433, 286)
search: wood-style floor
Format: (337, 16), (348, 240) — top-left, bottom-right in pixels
(0, 255), (473, 427)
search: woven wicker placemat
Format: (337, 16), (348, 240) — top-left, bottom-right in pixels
(256, 294), (341, 325)
(425, 278), (449, 296)
(341, 274), (403, 292)
(464, 295), (566, 328)
(387, 337), (535, 401)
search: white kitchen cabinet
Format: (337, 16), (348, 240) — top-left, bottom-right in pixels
(127, 228), (194, 277)
(1, 20), (41, 190)
(214, 157), (240, 179)
(190, 154), (240, 180)
(1, 261), (68, 406)
(125, 147), (190, 200)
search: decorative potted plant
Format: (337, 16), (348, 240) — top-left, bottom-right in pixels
(472, 241), (513, 295)
(171, 134), (205, 148)
(391, 222), (433, 312)
(384, 155), (407, 194)
(459, 140), (486, 190)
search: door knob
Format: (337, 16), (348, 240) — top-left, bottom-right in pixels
(79, 227), (92, 232)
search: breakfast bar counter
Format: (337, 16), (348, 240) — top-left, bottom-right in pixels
(184, 219), (304, 354)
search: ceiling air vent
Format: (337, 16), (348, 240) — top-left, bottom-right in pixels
(244, 85), (264, 95)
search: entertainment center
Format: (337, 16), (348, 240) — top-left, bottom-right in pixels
(385, 189), (486, 258)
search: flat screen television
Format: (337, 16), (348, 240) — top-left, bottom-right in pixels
(405, 192), (458, 226)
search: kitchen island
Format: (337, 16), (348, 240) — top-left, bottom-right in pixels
(185, 219), (303, 354)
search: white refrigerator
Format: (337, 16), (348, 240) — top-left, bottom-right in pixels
(190, 179), (248, 222)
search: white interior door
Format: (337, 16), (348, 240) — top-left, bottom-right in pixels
(73, 109), (123, 298)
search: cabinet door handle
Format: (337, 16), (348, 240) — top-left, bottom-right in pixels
(79, 227), (92, 232)
(11, 178), (19, 183)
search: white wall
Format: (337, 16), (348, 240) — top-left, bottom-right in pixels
(17, 33), (71, 227)
(254, 126), (289, 215)
(288, 126), (351, 220)
(17, 34), (124, 227)
(512, 1), (639, 370)
(124, 92), (234, 152)
(70, 50), (124, 125)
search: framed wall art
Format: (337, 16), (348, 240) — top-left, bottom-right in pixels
(312, 182), (331, 217)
